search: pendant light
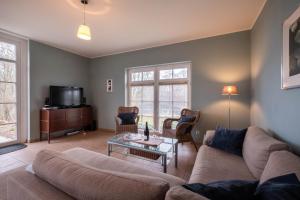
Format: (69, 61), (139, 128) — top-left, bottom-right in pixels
(77, 0), (91, 40)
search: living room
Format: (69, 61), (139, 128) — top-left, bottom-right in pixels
(0, 0), (300, 199)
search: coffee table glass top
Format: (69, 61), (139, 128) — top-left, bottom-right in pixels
(108, 133), (178, 155)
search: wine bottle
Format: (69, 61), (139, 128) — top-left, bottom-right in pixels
(144, 122), (150, 141)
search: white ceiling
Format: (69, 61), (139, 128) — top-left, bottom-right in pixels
(0, 0), (266, 58)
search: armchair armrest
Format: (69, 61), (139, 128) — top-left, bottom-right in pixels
(203, 130), (215, 145)
(115, 116), (121, 126)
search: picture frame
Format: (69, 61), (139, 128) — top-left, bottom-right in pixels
(106, 79), (113, 93)
(282, 6), (300, 89)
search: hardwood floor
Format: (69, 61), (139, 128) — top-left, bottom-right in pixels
(0, 130), (197, 181)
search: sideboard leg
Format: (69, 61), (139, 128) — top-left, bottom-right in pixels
(48, 133), (50, 144)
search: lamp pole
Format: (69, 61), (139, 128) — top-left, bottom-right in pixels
(228, 94), (231, 129)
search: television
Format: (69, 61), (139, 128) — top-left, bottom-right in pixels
(50, 86), (83, 107)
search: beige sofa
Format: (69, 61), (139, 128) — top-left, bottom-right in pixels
(1, 126), (300, 200)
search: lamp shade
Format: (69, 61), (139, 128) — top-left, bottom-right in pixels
(222, 85), (239, 95)
(77, 24), (91, 40)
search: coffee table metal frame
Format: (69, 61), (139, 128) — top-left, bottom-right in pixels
(107, 133), (178, 173)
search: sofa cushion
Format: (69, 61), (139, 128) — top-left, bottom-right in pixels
(203, 130), (215, 145)
(209, 127), (247, 156)
(33, 149), (170, 200)
(260, 150), (300, 184)
(183, 180), (258, 200)
(189, 145), (255, 184)
(255, 173), (300, 200)
(0, 166), (73, 200)
(242, 126), (289, 179)
(63, 147), (185, 186)
(7, 168), (74, 200)
(165, 186), (209, 200)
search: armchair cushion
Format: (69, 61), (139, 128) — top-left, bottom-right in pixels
(177, 116), (195, 133)
(177, 116), (195, 126)
(117, 112), (137, 125)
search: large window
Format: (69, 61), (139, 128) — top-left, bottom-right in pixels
(127, 62), (191, 131)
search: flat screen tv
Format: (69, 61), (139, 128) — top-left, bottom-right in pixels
(50, 86), (83, 107)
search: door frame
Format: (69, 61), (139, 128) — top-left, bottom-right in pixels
(0, 31), (29, 147)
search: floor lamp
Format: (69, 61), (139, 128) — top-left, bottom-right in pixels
(222, 85), (239, 129)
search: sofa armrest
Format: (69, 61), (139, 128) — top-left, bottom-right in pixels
(6, 169), (73, 200)
(165, 186), (209, 200)
(203, 130), (215, 145)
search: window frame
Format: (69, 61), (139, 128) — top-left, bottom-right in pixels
(126, 61), (192, 130)
(0, 31), (29, 147)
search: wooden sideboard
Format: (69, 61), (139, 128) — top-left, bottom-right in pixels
(40, 106), (93, 143)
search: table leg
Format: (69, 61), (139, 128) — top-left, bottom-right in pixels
(175, 142), (178, 168)
(163, 155), (167, 173)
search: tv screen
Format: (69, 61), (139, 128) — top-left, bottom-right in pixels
(50, 86), (83, 107)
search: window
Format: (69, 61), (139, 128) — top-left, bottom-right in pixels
(0, 41), (17, 144)
(0, 32), (28, 146)
(127, 62), (191, 131)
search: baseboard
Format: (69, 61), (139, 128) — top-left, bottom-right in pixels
(98, 128), (115, 133)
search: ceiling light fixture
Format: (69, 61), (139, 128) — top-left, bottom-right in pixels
(77, 0), (91, 40)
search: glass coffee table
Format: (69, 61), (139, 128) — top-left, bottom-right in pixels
(107, 133), (178, 173)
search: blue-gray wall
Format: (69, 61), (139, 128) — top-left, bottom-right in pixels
(90, 31), (251, 136)
(30, 41), (90, 141)
(251, 0), (300, 152)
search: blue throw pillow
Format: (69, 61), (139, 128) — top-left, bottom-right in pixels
(208, 127), (247, 156)
(117, 112), (136, 125)
(183, 180), (258, 200)
(255, 173), (300, 200)
(176, 115), (196, 133)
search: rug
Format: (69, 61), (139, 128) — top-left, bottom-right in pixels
(0, 143), (27, 155)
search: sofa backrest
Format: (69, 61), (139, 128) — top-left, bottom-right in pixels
(259, 150), (300, 184)
(242, 126), (289, 179)
(33, 149), (170, 200)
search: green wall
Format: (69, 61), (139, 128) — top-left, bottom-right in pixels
(89, 31), (251, 135)
(29, 41), (90, 141)
(251, 0), (300, 152)
(29, 31), (252, 142)
(28, 0), (300, 152)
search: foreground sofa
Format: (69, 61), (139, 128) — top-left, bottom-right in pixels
(0, 126), (300, 200)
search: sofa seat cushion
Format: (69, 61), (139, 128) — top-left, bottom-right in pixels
(165, 186), (209, 200)
(260, 150), (300, 184)
(63, 147), (185, 187)
(242, 127), (289, 179)
(189, 145), (255, 184)
(33, 149), (170, 200)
